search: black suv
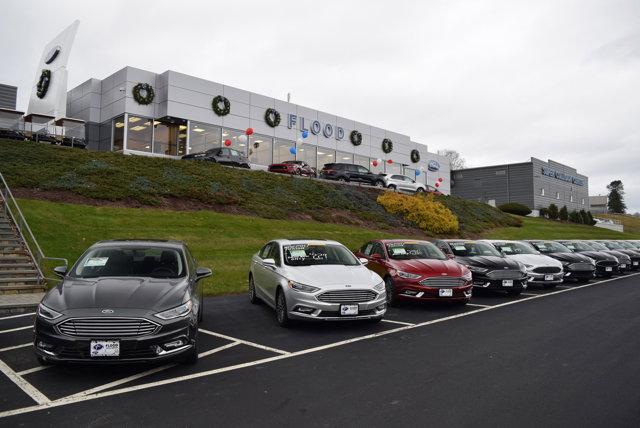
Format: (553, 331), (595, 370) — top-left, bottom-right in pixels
(182, 147), (250, 168)
(0, 128), (26, 141)
(320, 163), (385, 186)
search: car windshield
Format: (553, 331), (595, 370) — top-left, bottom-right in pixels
(493, 242), (537, 255)
(562, 241), (592, 252)
(587, 242), (608, 251)
(602, 241), (623, 249)
(532, 241), (571, 253)
(283, 243), (359, 266)
(385, 242), (446, 260)
(449, 242), (502, 257)
(72, 246), (186, 278)
(618, 242), (637, 249)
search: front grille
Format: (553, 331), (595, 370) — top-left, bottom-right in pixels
(419, 277), (466, 287)
(569, 262), (595, 271)
(486, 270), (524, 280)
(317, 290), (377, 303)
(56, 345), (157, 359)
(57, 317), (160, 338)
(596, 260), (617, 267)
(532, 266), (562, 274)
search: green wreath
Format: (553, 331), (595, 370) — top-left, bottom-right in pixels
(212, 95), (230, 116)
(350, 130), (362, 146)
(132, 83), (155, 105)
(264, 108), (281, 127)
(382, 138), (393, 154)
(410, 149), (420, 163)
(36, 69), (51, 99)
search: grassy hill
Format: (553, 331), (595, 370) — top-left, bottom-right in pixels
(597, 213), (640, 236)
(482, 217), (639, 240)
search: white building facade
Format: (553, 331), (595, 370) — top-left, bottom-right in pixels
(67, 66), (451, 193)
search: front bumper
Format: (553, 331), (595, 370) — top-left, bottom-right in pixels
(527, 272), (564, 285)
(286, 291), (386, 321)
(34, 316), (196, 363)
(471, 274), (528, 291)
(392, 278), (473, 302)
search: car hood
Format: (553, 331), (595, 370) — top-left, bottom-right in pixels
(284, 265), (381, 287)
(388, 259), (467, 276)
(455, 255), (521, 269)
(44, 277), (188, 312)
(611, 249), (640, 258)
(574, 250), (617, 261)
(601, 250), (631, 262)
(547, 252), (592, 263)
(505, 254), (562, 268)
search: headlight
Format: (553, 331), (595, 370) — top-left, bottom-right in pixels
(462, 271), (472, 281)
(373, 281), (385, 292)
(154, 300), (193, 320)
(287, 280), (320, 293)
(524, 264), (534, 270)
(37, 303), (62, 320)
(517, 262), (527, 273)
(561, 261), (570, 266)
(466, 265), (488, 274)
(396, 270), (421, 279)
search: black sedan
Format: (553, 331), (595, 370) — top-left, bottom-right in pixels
(556, 240), (619, 277)
(182, 147), (250, 168)
(434, 240), (528, 296)
(34, 240), (212, 365)
(527, 241), (596, 282)
(595, 241), (640, 271)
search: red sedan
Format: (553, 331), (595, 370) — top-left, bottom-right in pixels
(355, 240), (473, 306)
(268, 160), (317, 177)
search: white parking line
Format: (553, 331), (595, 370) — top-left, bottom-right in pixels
(17, 366), (51, 376)
(466, 303), (491, 308)
(0, 359), (50, 405)
(380, 319), (415, 326)
(0, 325), (32, 334)
(0, 343), (31, 353)
(0, 273), (637, 418)
(0, 312), (36, 321)
(520, 293), (539, 297)
(199, 329), (291, 355)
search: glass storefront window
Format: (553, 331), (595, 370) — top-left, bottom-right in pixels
(154, 122), (187, 156)
(189, 122), (221, 154)
(112, 115), (125, 151)
(297, 144), (317, 168)
(274, 138), (295, 164)
(222, 128), (247, 155)
(126, 116), (152, 152)
(336, 151), (354, 164)
(405, 167), (416, 179)
(385, 161), (403, 175)
(317, 148), (336, 168)
(354, 155), (369, 170)
(249, 134), (273, 166)
(370, 159), (384, 174)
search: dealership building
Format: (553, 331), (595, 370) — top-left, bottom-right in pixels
(61, 66), (451, 193)
(451, 158), (589, 213)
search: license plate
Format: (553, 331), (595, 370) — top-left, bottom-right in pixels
(439, 289), (453, 297)
(502, 280), (513, 287)
(545, 275), (554, 281)
(634, 262), (639, 266)
(620, 264), (627, 269)
(606, 267), (613, 272)
(340, 304), (359, 316)
(90, 340), (120, 357)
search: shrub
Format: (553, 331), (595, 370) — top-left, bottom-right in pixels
(559, 205), (569, 221)
(568, 210), (582, 223)
(579, 209), (590, 225)
(377, 192), (459, 234)
(548, 204), (559, 220)
(539, 207), (549, 218)
(497, 202), (532, 216)
(586, 211), (596, 226)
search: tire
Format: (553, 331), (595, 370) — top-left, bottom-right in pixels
(337, 177), (348, 182)
(374, 181), (385, 188)
(416, 187), (425, 193)
(295, 168), (302, 175)
(197, 299), (203, 323)
(275, 289), (290, 327)
(384, 277), (398, 307)
(249, 275), (260, 304)
(388, 184), (397, 191)
(368, 316), (383, 324)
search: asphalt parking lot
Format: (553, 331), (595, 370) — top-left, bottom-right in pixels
(1, 273), (639, 426)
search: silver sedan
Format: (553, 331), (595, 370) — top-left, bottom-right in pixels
(249, 239), (386, 326)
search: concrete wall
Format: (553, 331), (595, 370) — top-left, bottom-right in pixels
(0, 84), (17, 110)
(451, 162), (534, 207)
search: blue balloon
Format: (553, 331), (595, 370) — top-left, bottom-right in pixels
(415, 170), (421, 176)
(289, 146), (297, 155)
(302, 130), (309, 139)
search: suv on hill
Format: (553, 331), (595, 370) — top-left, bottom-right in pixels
(379, 174), (426, 193)
(182, 147), (250, 168)
(320, 163), (385, 186)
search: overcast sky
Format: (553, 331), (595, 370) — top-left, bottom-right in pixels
(1, 0), (638, 212)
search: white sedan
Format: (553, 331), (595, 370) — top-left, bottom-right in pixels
(248, 239), (386, 326)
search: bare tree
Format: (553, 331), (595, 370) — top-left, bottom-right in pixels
(441, 149), (466, 170)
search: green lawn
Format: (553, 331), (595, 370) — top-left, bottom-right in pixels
(482, 217), (640, 240)
(597, 213), (640, 236)
(18, 199), (402, 296)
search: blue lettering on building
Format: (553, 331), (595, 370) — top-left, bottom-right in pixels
(541, 167), (584, 186)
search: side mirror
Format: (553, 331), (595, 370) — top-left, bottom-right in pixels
(359, 257), (369, 266)
(263, 258), (276, 266)
(196, 267), (213, 280)
(53, 265), (67, 278)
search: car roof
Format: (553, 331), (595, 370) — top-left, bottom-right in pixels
(92, 239), (186, 249)
(271, 239), (342, 246)
(377, 239), (431, 244)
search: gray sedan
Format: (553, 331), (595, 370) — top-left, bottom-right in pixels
(249, 239), (386, 326)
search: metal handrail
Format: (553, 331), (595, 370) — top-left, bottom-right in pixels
(0, 171), (68, 283)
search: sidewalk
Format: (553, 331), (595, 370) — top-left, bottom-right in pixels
(0, 292), (43, 315)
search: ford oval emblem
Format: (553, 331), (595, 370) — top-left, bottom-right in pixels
(93, 344), (103, 350)
(101, 309), (114, 314)
(427, 160), (440, 172)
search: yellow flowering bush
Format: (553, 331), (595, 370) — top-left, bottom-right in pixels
(377, 191), (459, 234)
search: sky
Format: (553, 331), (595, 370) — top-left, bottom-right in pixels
(1, 0), (638, 212)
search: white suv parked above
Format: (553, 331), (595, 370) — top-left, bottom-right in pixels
(380, 174), (426, 193)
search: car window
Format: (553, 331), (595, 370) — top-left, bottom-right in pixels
(391, 175), (403, 180)
(494, 242), (537, 255)
(346, 164), (358, 172)
(259, 243), (272, 259)
(357, 166), (370, 174)
(282, 243), (359, 266)
(72, 246), (186, 278)
(386, 241), (446, 260)
(230, 149), (241, 156)
(267, 244), (281, 266)
(361, 242), (374, 256)
(449, 242), (502, 257)
(371, 243), (385, 258)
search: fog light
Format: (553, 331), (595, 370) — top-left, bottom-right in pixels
(164, 338), (185, 349)
(37, 340), (54, 350)
(376, 304), (386, 311)
(403, 290), (418, 296)
(294, 306), (315, 314)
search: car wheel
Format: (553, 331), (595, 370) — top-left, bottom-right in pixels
(249, 275), (260, 304)
(416, 187), (425, 193)
(295, 168), (302, 175)
(384, 277), (398, 307)
(388, 184), (397, 191)
(374, 181), (385, 188)
(275, 289), (290, 327)
(198, 299), (203, 323)
(337, 177), (347, 182)
(243, 163), (251, 169)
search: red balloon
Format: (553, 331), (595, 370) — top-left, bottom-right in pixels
(245, 128), (254, 136)
(224, 139), (232, 146)
(372, 160), (378, 167)
(435, 182), (440, 187)
(438, 177), (444, 182)
(387, 159), (393, 164)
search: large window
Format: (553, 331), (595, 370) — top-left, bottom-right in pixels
(249, 134), (273, 166)
(154, 122), (187, 156)
(222, 128), (247, 155)
(126, 116), (152, 152)
(112, 115), (125, 151)
(297, 144), (317, 168)
(189, 122), (221, 154)
(317, 148), (336, 169)
(336, 151), (353, 164)
(274, 138), (295, 164)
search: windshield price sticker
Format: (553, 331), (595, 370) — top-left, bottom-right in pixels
(287, 249), (308, 259)
(454, 245), (467, 251)
(389, 247), (408, 256)
(85, 257), (108, 267)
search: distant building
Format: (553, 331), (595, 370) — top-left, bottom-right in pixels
(589, 195), (608, 214)
(0, 84), (17, 110)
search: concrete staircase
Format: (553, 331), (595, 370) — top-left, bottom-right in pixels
(0, 203), (44, 294)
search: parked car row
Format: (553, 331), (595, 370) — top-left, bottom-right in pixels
(0, 128), (87, 148)
(35, 238), (640, 365)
